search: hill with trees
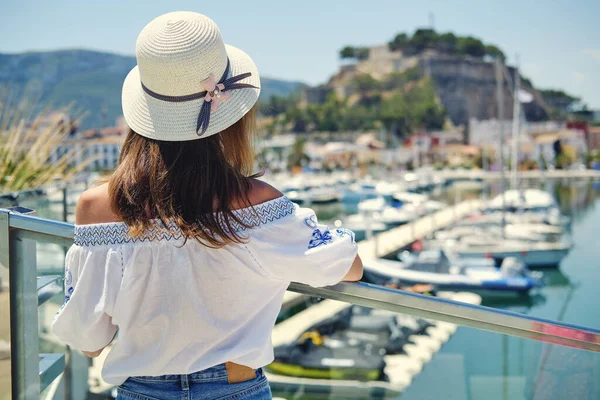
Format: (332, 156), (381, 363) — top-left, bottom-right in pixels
(340, 29), (505, 62)
(0, 50), (305, 130)
(263, 28), (582, 137)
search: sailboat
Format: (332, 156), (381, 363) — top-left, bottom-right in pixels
(451, 57), (572, 267)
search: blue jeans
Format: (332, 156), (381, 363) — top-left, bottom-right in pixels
(116, 364), (271, 400)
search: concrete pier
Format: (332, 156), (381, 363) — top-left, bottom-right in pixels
(432, 169), (600, 182)
(357, 199), (484, 259)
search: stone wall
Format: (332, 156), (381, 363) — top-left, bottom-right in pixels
(422, 55), (548, 125)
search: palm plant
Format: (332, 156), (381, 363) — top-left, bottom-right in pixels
(0, 96), (91, 194)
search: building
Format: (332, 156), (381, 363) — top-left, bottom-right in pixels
(52, 136), (123, 171)
(51, 118), (128, 172)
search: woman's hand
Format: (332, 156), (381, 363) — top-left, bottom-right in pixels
(82, 348), (104, 358)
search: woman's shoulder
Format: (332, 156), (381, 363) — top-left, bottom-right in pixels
(228, 178), (284, 211)
(246, 178), (284, 207)
(75, 179), (285, 225)
(75, 183), (121, 225)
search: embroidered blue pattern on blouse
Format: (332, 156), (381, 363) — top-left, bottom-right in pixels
(61, 266), (74, 308)
(308, 228), (334, 249)
(74, 196), (296, 247)
(64, 287), (74, 304)
(65, 268), (72, 286)
(335, 228), (356, 243)
(304, 215), (318, 229)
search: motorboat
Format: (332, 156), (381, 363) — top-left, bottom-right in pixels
(487, 189), (557, 212)
(434, 223), (565, 243)
(336, 214), (387, 242)
(428, 236), (571, 268)
(466, 209), (570, 229)
(342, 180), (404, 204)
(363, 250), (544, 295)
(282, 175), (343, 204)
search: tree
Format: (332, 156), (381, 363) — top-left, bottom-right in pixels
(405, 78), (446, 130)
(379, 92), (412, 137)
(484, 44), (505, 60)
(342, 105), (377, 131)
(457, 36), (485, 57)
(437, 32), (458, 53)
(388, 33), (409, 52)
(353, 74), (379, 95)
(287, 138), (310, 169)
(355, 47), (370, 60)
(520, 75), (533, 87)
(261, 95), (292, 117)
(315, 93), (344, 132)
(284, 106), (309, 132)
(339, 46), (369, 61)
(409, 29), (439, 53)
(339, 46), (356, 59)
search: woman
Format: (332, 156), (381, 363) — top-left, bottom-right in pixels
(51, 11), (362, 400)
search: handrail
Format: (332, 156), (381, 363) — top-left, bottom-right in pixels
(289, 282), (600, 352)
(4, 208), (600, 354)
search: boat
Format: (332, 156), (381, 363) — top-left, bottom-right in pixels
(268, 292), (482, 396)
(270, 332), (386, 381)
(433, 223), (565, 243)
(357, 197), (423, 227)
(465, 209), (571, 229)
(363, 250), (544, 295)
(401, 248), (498, 269)
(336, 213), (387, 242)
(378, 205), (420, 227)
(436, 236), (572, 268)
(487, 189), (556, 213)
(306, 185), (343, 204)
(308, 306), (427, 356)
(282, 175), (343, 204)
(342, 180), (404, 204)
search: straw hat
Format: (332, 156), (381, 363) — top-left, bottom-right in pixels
(122, 11), (261, 141)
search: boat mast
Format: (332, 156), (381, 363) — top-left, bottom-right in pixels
(495, 57), (506, 237)
(511, 55), (520, 190)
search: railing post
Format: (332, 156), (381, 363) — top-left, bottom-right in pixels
(62, 185), (68, 223)
(10, 224), (40, 399)
(0, 210), (12, 398)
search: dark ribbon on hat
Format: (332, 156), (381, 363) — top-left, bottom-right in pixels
(140, 59), (258, 136)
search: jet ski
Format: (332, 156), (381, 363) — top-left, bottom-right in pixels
(270, 331), (386, 381)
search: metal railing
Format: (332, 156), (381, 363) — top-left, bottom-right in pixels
(2, 208), (600, 399)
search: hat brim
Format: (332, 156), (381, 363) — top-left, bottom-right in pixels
(122, 44), (260, 141)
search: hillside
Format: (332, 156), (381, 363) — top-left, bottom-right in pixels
(330, 29), (582, 126)
(0, 50), (305, 129)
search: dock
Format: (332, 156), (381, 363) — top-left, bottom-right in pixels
(357, 199), (484, 259)
(430, 169), (600, 182)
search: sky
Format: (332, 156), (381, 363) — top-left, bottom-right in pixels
(2, 0), (599, 107)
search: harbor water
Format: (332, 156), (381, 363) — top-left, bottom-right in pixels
(276, 180), (600, 400)
(401, 181), (600, 400)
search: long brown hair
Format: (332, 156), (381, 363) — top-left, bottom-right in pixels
(109, 106), (258, 248)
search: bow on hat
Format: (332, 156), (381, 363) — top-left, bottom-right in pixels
(141, 59), (258, 136)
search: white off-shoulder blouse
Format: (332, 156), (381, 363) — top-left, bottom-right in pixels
(51, 196), (357, 385)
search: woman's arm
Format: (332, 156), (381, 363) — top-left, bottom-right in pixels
(342, 255), (363, 282)
(81, 331), (118, 358)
